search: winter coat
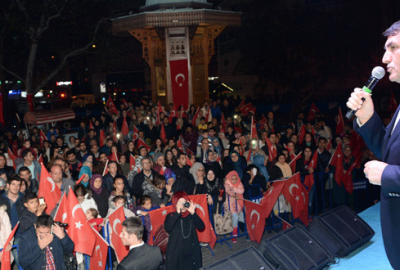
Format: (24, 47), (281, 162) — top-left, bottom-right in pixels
(0, 192), (25, 228)
(80, 191), (98, 213)
(0, 207), (11, 249)
(91, 188), (110, 218)
(164, 212), (205, 270)
(223, 172), (244, 214)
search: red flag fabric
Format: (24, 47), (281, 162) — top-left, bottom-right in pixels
(244, 200), (265, 243)
(251, 117), (258, 140)
(99, 130), (105, 147)
(109, 150), (118, 162)
(282, 218), (292, 231)
(54, 193), (69, 224)
(129, 154), (136, 170)
(237, 99), (246, 111)
(170, 59), (189, 109)
(298, 125), (306, 145)
(132, 125), (139, 141)
(90, 227), (109, 270)
(303, 150), (319, 191)
(189, 195), (217, 249)
(221, 113), (227, 133)
(260, 181), (286, 218)
(307, 103), (319, 122)
(168, 105), (177, 124)
(106, 97), (118, 115)
(66, 187), (96, 255)
(329, 144), (344, 186)
(160, 124), (167, 144)
(239, 103), (252, 116)
(37, 154), (44, 165)
(112, 121), (117, 142)
(39, 129), (47, 147)
(12, 141), (18, 156)
(108, 206), (129, 262)
(177, 139), (184, 152)
(102, 160), (109, 177)
(389, 91), (397, 112)
(137, 138), (150, 151)
(335, 107), (345, 134)
(181, 105), (188, 119)
(89, 121), (94, 130)
(7, 148), (17, 170)
(75, 174), (85, 185)
(326, 138), (332, 151)
(148, 205), (173, 245)
(38, 163), (62, 214)
(191, 107), (200, 126)
(257, 115), (268, 126)
(246, 150), (252, 163)
(121, 98), (129, 108)
(281, 173), (308, 225)
(121, 117), (129, 136)
(249, 106), (257, 115)
(342, 155), (361, 194)
(186, 156), (193, 167)
(289, 151), (302, 174)
(1, 223), (19, 270)
(265, 138), (277, 162)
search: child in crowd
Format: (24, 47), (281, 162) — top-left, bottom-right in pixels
(133, 195), (153, 243)
(142, 174), (171, 207)
(85, 208), (103, 232)
(105, 196), (136, 222)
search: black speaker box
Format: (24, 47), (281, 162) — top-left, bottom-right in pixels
(308, 205), (375, 258)
(258, 226), (333, 270)
(201, 246), (276, 270)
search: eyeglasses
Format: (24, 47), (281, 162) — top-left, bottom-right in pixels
(198, 169), (205, 171)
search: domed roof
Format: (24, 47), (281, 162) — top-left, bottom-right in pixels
(146, 0), (207, 6)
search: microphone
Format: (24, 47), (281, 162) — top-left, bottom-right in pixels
(346, 66), (385, 119)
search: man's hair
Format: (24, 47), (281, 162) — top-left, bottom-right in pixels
(53, 157), (66, 164)
(318, 137), (327, 143)
(106, 138), (113, 143)
(113, 195), (126, 203)
(0, 153), (5, 159)
(50, 164), (63, 172)
(383, 21), (400, 37)
(99, 152), (107, 157)
(140, 156), (151, 166)
(268, 132), (276, 138)
(66, 149), (76, 157)
(121, 217), (144, 240)
(177, 152), (186, 160)
(36, 215), (53, 228)
(21, 148), (32, 159)
(24, 192), (38, 203)
(108, 161), (118, 168)
(7, 174), (21, 185)
(18, 166), (31, 175)
(140, 195), (152, 205)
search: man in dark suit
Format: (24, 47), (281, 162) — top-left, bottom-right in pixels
(347, 21), (400, 270)
(117, 217), (163, 270)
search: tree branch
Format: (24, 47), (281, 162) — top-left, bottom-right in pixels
(0, 65), (25, 83)
(38, 0), (68, 36)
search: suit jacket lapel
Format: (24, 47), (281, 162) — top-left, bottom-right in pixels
(383, 106), (400, 161)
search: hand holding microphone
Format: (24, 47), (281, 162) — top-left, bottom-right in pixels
(346, 67), (385, 123)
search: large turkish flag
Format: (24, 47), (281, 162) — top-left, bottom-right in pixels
(108, 206), (129, 263)
(148, 205), (173, 245)
(38, 163), (62, 215)
(170, 59), (189, 109)
(244, 200), (265, 243)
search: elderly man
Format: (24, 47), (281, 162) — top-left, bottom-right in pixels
(50, 164), (75, 195)
(347, 21), (400, 269)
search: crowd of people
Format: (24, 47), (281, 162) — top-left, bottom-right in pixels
(0, 96), (380, 270)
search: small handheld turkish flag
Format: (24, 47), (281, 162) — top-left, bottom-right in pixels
(108, 206), (129, 262)
(90, 226), (109, 270)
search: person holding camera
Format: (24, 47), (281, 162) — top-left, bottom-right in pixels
(18, 215), (74, 270)
(164, 191), (205, 270)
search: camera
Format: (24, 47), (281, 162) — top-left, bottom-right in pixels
(58, 149), (63, 155)
(54, 221), (68, 228)
(183, 202), (191, 208)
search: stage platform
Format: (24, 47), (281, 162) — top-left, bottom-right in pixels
(328, 202), (391, 269)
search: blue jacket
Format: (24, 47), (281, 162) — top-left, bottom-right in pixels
(210, 105), (222, 121)
(0, 192), (24, 228)
(18, 226), (74, 270)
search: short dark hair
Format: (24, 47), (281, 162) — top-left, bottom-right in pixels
(177, 152), (186, 160)
(66, 149), (76, 157)
(318, 137), (327, 143)
(383, 21), (400, 37)
(108, 161), (118, 168)
(121, 217), (144, 240)
(36, 215), (53, 228)
(7, 174), (21, 185)
(21, 148), (33, 159)
(18, 166), (31, 175)
(113, 195), (126, 203)
(24, 192), (38, 203)
(152, 174), (166, 187)
(140, 195), (152, 205)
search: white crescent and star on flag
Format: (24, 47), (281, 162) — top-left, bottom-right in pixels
(175, 73), (185, 87)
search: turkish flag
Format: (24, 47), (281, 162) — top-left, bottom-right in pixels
(148, 205), (173, 245)
(284, 144), (295, 161)
(121, 117), (129, 136)
(137, 138), (150, 151)
(186, 156), (193, 167)
(129, 154), (136, 170)
(239, 103), (252, 116)
(54, 192), (69, 224)
(12, 141), (18, 156)
(389, 91), (397, 112)
(342, 155), (361, 194)
(37, 154), (44, 165)
(181, 105), (188, 119)
(160, 124), (167, 144)
(221, 113), (227, 133)
(335, 107), (345, 134)
(106, 97), (118, 115)
(303, 150), (319, 191)
(265, 138), (277, 162)
(282, 218), (292, 231)
(189, 195), (217, 249)
(108, 206), (129, 263)
(39, 129), (47, 147)
(90, 226), (109, 270)
(38, 163), (62, 214)
(281, 173), (308, 225)
(75, 174), (85, 185)
(109, 150), (118, 162)
(177, 139), (184, 152)
(191, 107), (200, 127)
(99, 130), (105, 147)
(121, 98), (129, 108)
(156, 102), (164, 126)
(170, 59), (189, 109)
(244, 200), (265, 243)
(132, 125), (139, 141)
(112, 121), (117, 142)
(298, 125), (306, 145)
(289, 151), (302, 174)
(1, 223), (19, 270)
(257, 115), (268, 126)
(251, 117), (258, 139)
(329, 143), (343, 186)
(66, 187), (96, 256)
(168, 105), (177, 124)
(260, 181), (285, 218)
(89, 121), (94, 130)
(7, 148), (17, 170)
(237, 99), (246, 111)
(102, 160), (109, 177)
(307, 103), (319, 122)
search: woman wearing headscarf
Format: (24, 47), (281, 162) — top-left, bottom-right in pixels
(223, 151), (247, 178)
(164, 191), (205, 270)
(78, 165), (92, 188)
(205, 167), (224, 214)
(242, 163), (268, 200)
(211, 137), (222, 157)
(189, 162), (205, 185)
(224, 171), (244, 244)
(270, 153), (292, 214)
(89, 174), (110, 218)
(204, 150), (223, 180)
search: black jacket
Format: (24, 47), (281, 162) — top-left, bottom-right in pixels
(171, 165), (195, 195)
(91, 188), (110, 218)
(164, 212), (205, 270)
(131, 170), (157, 200)
(117, 243), (163, 270)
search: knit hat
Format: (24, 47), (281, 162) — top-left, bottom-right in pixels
(154, 152), (164, 162)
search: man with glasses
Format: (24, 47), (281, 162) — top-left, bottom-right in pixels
(131, 157), (157, 202)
